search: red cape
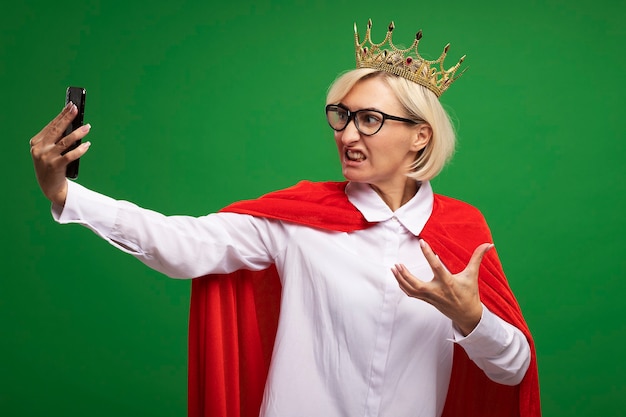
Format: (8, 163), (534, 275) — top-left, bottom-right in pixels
(188, 181), (541, 417)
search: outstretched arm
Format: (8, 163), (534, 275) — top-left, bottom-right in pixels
(54, 182), (280, 278)
(30, 103), (279, 279)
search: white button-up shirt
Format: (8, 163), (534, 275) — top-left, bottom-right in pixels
(54, 180), (530, 417)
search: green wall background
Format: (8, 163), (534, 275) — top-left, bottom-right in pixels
(2, 0), (624, 416)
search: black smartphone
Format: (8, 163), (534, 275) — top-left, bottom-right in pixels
(62, 86), (86, 179)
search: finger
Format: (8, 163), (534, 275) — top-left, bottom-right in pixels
(30, 102), (75, 148)
(29, 102), (77, 148)
(56, 123), (92, 153)
(391, 264), (425, 293)
(418, 239), (447, 275)
(392, 266), (416, 297)
(465, 243), (494, 275)
(392, 265), (412, 296)
(60, 141), (92, 164)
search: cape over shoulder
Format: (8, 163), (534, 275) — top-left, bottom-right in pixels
(221, 180), (486, 233)
(220, 180), (373, 232)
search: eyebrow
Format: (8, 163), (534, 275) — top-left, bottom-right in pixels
(336, 103), (383, 113)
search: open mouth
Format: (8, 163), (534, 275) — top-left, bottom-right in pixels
(346, 149), (366, 162)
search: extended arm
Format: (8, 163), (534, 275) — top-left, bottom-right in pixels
(31, 105), (278, 279)
(54, 182), (279, 278)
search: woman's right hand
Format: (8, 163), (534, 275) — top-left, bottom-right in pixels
(29, 102), (92, 207)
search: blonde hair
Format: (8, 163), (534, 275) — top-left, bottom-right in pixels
(326, 68), (456, 182)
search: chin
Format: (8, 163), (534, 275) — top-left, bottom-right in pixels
(341, 168), (359, 181)
(342, 171), (371, 185)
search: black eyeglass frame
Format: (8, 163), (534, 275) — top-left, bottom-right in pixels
(325, 104), (422, 136)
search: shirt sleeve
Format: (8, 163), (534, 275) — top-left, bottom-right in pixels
(52, 181), (283, 279)
(452, 304), (531, 386)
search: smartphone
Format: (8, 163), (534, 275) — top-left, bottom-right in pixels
(62, 86), (86, 179)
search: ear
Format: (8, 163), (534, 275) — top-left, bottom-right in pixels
(410, 123), (432, 152)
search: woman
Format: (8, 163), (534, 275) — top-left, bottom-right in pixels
(30, 21), (540, 417)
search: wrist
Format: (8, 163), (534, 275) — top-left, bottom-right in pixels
(455, 304), (483, 336)
(48, 180), (68, 207)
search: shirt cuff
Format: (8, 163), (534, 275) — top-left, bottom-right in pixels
(452, 305), (515, 357)
(51, 180), (119, 240)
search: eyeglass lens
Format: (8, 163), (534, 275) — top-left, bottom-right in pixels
(326, 106), (384, 135)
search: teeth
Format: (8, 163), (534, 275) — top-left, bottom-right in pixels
(346, 150), (365, 161)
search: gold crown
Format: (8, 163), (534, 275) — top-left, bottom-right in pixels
(354, 19), (466, 97)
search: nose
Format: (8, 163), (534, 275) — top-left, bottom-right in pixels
(340, 117), (361, 145)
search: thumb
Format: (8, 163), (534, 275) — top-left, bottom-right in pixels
(465, 243), (494, 275)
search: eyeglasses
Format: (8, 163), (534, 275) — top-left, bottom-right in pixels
(325, 104), (422, 136)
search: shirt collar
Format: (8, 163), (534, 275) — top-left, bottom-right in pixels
(345, 181), (434, 236)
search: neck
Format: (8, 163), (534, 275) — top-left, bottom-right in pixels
(370, 179), (419, 212)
